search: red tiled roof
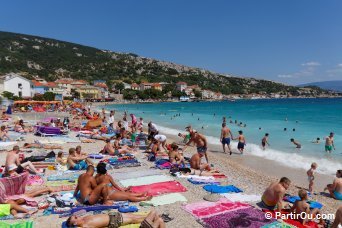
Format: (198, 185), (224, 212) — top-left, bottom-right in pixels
(46, 82), (57, 88)
(152, 83), (161, 87)
(94, 83), (108, 89)
(56, 79), (72, 84)
(131, 83), (139, 87)
(176, 81), (187, 85)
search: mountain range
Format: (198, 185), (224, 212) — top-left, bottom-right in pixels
(298, 81), (342, 92)
(0, 31), (331, 96)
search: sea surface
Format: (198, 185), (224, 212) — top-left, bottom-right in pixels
(104, 98), (342, 175)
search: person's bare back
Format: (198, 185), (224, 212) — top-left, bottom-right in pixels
(77, 173), (95, 201)
(5, 151), (19, 170)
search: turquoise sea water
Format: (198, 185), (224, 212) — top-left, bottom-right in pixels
(104, 98), (342, 175)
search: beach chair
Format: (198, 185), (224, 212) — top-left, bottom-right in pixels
(35, 126), (62, 137)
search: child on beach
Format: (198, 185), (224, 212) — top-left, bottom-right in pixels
(261, 133), (270, 150)
(307, 162), (317, 194)
(290, 189), (324, 225)
(235, 130), (246, 154)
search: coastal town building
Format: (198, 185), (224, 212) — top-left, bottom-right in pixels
(139, 82), (152, 91)
(76, 85), (101, 99)
(176, 81), (187, 91)
(131, 83), (139, 90)
(122, 82), (131, 90)
(151, 83), (162, 91)
(4, 73), (34, 97)
(32, 80), (49, 94)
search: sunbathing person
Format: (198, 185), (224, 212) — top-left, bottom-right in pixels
(180, 168), (220, 176)
(290, 189), (324, 225)
(0, 111), (9, 120)
(113, 135), (132, 152)
(23, 142), (62, 150)
(66, 210), (165, 228)
(14, 119), (33, 133)
(95, 163), (152, 202)
(150, 138), (168, 157)
(73, 165), (109, 205)
(1, 186), (53, 218)
(5, 146), (41, 175)
(89, 131), (108, 141)
(259, 177), (291, 212)
(102, 138), (129, 156)
(169, 143), (186, 167)
(0, 125), (11, 141)
(324, 169), (342, 200)
(67, 148), (93, 170)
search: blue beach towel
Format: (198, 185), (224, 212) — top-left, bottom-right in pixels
(188, 178), (220, 185)
(284, 196), (323, 209)
(203, 185), (243, 193)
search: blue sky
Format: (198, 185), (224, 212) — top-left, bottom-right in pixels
(0, 0), (341, 85)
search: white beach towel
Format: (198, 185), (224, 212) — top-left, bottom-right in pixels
(113, 169), (161, 180)
(0, 141), (17, 148)
(119, 175), (173, 187)
(221, 193), (261, 202)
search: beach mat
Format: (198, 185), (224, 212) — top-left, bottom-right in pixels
(183, 198), (250, 219)
(262, 210), (319, 228)
(0, 221), (33, 228)
(203, 185), (243, 194)
(113, 170), (161, 181)
(188, 178), (220, 185)
(119, 175), (173, 187)
(141, 193), (187, 206)
(130, 181), (187, 196)
(283, 195), (323, 209)
(201, 207), (275, 228)
(221, 193), (261, 202)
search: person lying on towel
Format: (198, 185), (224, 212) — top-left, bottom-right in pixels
(66, 210), (165, 228)
(23, 142), (62, 150)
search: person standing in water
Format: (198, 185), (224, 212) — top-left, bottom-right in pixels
(220, 123), (233, 155)
(261, 133), (270, 150)
(235, 130), (246, 154)
(290, 138), (301, 149)
(325, 132), (335, 153)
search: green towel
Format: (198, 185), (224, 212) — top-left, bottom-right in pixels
(0, 221), (33, 228)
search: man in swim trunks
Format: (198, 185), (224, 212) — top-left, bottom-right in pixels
(290, 138), (301, 149)
(66, 210), (165, 228)
(325, 132), (335, 153)
(261, 133), (270, 150)
(67, 148), (92, 170)
(73, 165), (109, 205)
(259, 177), (291, 211)
(220, 123), (233, 155)
(235, 130), (246, 154)
(325, 170), (342, 200)
(184, 128), (209, 163)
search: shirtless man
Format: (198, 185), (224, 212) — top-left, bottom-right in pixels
(95, 163), (152, 202)
(184, 130), (209, 163)
(235, 130), (246, 154)
(290, 138), (301, 149)
(324, 169), (342, 200)
(113, 135), (132, 154)
(261, 133), (270, 150)
(73, 165), (109, 205)
(220, 123), (233, 155)
(259, 177), (291, 212)
(325, 132), (335, 153)
(66, 210), (165, 228)
(67, 148), (92, 170)
(5, 146), (40, 175)
(76, 145), (87, 157)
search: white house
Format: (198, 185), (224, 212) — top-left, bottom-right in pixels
(4, 73), (34, 97)
(176, 82), (187, 91)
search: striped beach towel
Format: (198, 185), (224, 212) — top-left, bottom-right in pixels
(0, 172), (28, 203)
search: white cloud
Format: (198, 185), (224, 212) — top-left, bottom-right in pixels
(278, 74), (293, 78)
(301, 61), (320, 67)
(337, 63), (342, 67)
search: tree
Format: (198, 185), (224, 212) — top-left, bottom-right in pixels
(43, 92), (56, 101)
(115, 82), (125, 94)
(71, 89), (80, 99)
(2, 91), (14, 100)
(193, 89), (202, 98)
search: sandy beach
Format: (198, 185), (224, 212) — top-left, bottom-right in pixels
(0, 110), (340, 228)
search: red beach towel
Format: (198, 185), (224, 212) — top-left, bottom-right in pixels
(129, 181), (187, 196)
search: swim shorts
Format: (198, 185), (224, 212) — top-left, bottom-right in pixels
(325, 145), (333, 151)
(72, 160), (88, 170)
(237, 142), (245, 149)
(197, 146), (207, 154)
(334, 191), (342, 200)
(0, 204), (10, 216)
(221, 137), (230, 145)
(262, 142), (266, 147)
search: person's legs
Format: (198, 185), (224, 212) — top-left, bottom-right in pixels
(25, 187), (52, 197)
(108, 191), (152, 202)
(222, 143), (226, 153)
(20, 161), (39, 174)
(5, 200), (29, 214)
(121, 213), (146, 226)
(87, 183), (107, 205)
(309, 180), (314, 193)
(141, 211), (165, 228)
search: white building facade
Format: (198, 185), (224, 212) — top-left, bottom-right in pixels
(4, 73), (33, 97)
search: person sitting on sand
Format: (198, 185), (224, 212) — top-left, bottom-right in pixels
(150, 138), (168, 157)
(0, 125), (11, 141)
(324, 169), (342, 200)
(290, 189), (324, 225)
(307, 162), (317, 194)
(169, 143), (186, 167)
(66, 210), (165, 228)
(95, 163), (152, 202)
(0, 111), (9, 120)
(184, 127), (209, 163)
(190, 153), (212, 173)
(23, 142), (62, 150)
(73, 165), (110, 205)
(14, 119), (33, 133)
(1, 187), (53, 218)
(5, 146), (41, 175)
(259, 177), (291, 211)
(76, 145), (87, 157)
(67, 148), (93, 170)
(102, 138), (127, 156)
(290, 138), (301, 149)
(56, 151), (68, 171)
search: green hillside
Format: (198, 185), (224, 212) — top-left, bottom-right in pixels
(0, 31), (328, 95)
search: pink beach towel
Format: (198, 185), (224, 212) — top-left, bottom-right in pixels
(5, 195), (38, 207)
(27, 175), (44, 186)
(0, 172), (28, 203)
(183, 198), (250, 219)
(130, 181), (187, 196)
